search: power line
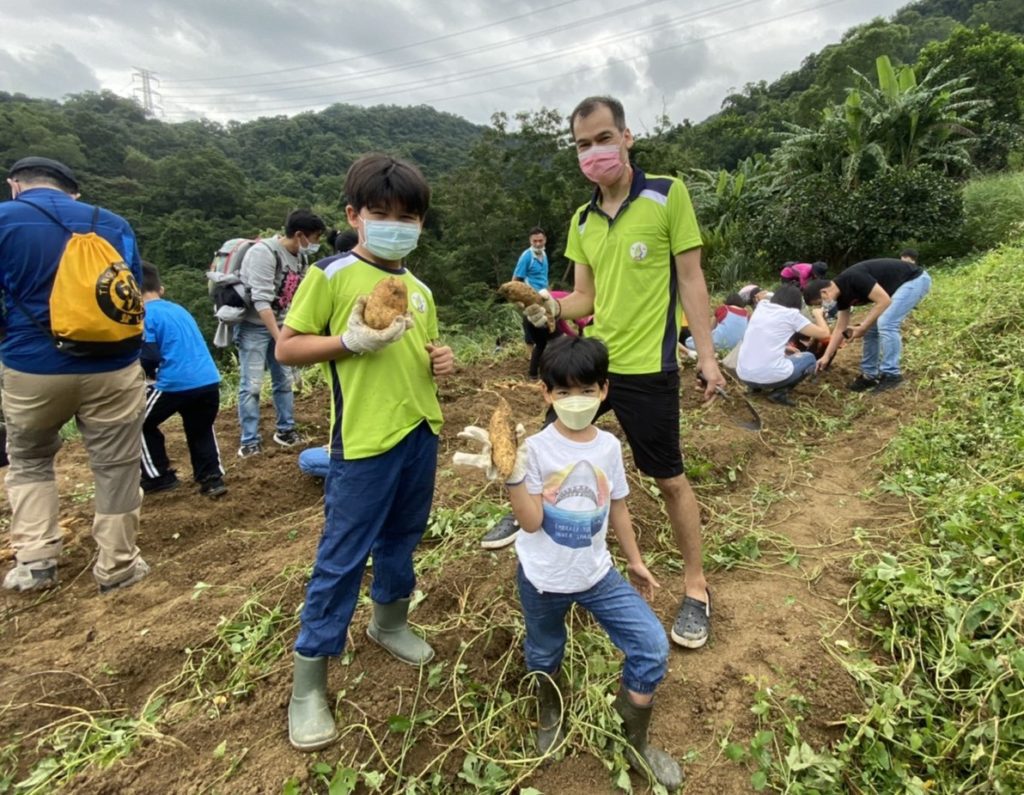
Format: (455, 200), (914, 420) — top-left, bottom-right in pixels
(164, 0), (772, 114)
(160, 0), (675, 99)
(163, 0), (851, 119)
(161, 0), (587, 85)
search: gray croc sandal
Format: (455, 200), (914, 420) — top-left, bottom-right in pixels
(670, 590), (711, 649)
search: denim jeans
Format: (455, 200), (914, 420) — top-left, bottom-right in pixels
(295, 422), (438, 658)
(517, 565), (669, 695)
(746, 351), (817, 392)
(861, 272), (932, 377)
(236, 322), (294, 446)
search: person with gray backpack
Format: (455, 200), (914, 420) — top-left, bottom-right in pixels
(233, 209), (325, 458)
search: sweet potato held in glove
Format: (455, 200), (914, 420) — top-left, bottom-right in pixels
(498, 280), (543, 307)
(497, 281), (556, 332)
(364, 277), (408, 330)
(489, 397), (518, 480)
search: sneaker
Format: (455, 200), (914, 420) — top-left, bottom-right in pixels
(670, 590), (711, 649)
(199, 476), (228, 498)
(3, 560), (58, 592)
(99, 558), (150, 594)
(874, 373), (903, 392)
(481, 514), (520, 549)
(273, 430), (303, 447)
(238, 442), (262, 458)
(848, 374), (881, 392)
(141, 470), (179, 494)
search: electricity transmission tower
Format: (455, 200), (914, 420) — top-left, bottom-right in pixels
(132, 68), (163, 117)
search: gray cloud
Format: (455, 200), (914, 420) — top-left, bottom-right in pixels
(0, 0), (912, 125)
(644, 22), (715, 98)
(0, 45), (100, 98)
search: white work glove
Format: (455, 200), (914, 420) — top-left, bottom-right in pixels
(523, 289), (560, 329)
(452, 424), (528, 485)
(341, 296), (413, 355)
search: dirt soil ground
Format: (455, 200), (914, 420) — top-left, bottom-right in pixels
(0, 347), (918, 794)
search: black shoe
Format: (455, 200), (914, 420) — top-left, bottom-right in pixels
(767, 389), (795, 406)
(142, 471), (179, 494)
(237, 442), (262, 459)
(200, 476), (228, 498)
(874, 374), (903, 392)
(848, 375), (881, 392)
(273, 429), (303, 447)
(481, 514), (520, 549)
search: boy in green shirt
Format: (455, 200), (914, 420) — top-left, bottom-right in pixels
(276, 153), (454, 751)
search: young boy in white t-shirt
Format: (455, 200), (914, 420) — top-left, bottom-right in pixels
(454, 336), (681, 791)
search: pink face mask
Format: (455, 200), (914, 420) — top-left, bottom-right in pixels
(578, 144), (625, 185)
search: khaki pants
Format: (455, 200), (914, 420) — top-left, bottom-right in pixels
(3, 364), (146, 586)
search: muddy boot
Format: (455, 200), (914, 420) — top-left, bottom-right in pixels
(613, 686), (683, 791)
(535, 671), (565, 755)
(288, 653), (337, 752)
(366, 598), (435, 665)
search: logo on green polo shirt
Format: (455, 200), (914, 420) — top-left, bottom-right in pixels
(411, 291), (428, 314)
(629, 241), (649, 262)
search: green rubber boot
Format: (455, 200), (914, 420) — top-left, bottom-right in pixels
(535, 671), (565, 756)
(288, 653), (338, 752)
(366, 598), (435, 665)
(613, 686), (683, 792)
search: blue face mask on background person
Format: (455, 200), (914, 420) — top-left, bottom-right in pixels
(362, 219), (420, 261)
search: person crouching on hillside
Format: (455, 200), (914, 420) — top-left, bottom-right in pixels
(275, 153), (455, 752)
(683, 292), (748, 357)
(737, 284), (830, 405)
(454, 336), (681, 790)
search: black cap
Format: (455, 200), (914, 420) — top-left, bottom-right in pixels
(7, 157), (79, 192)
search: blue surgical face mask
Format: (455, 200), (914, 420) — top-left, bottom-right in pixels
(362, 219), (421, 261)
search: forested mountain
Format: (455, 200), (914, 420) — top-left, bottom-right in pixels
(1, 0), (1022, 337)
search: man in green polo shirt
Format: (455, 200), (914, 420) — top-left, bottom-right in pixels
(527, 96), (724, 650)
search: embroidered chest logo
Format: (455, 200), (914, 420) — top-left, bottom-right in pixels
(411, 291), (427, 314)
(629, 241), (648, 262)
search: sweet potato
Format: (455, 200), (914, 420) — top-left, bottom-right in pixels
(364, 277), (408, 330)
(498, 280), (543, 307)
(497, 281), (556, 332)
(489, 397), (518, 479)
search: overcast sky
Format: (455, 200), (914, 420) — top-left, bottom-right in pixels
(0, 0), (911, 130)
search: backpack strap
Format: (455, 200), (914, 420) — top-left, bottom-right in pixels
(17, 198), (72, 233)
(9, 199), (69, 345)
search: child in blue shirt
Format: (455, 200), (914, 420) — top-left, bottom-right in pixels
(139, 263), (226, 497)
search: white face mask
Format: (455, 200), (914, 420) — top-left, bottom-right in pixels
(532, 245), (545, 255)
(299, 236), (319, 255)
(552, 395), (601, 431)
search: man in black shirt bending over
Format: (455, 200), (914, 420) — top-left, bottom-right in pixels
(804, 258), (932, 393)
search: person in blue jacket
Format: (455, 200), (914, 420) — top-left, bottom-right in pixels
(139, 262), (226, 498)
(1, 157), (149, 593)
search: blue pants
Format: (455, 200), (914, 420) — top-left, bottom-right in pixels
(517, 565), (669, 695)
(861, 272), (932, 377)
(298, 446), (329, 479)
(236, 322), (294, 446)
(745, 351), (817, 391)
(295, 422), (438, 657)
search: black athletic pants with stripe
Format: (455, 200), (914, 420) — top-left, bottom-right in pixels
(141, 384), (223, 485)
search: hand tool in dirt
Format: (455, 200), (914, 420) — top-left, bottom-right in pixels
(696, 373), (762, 432)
